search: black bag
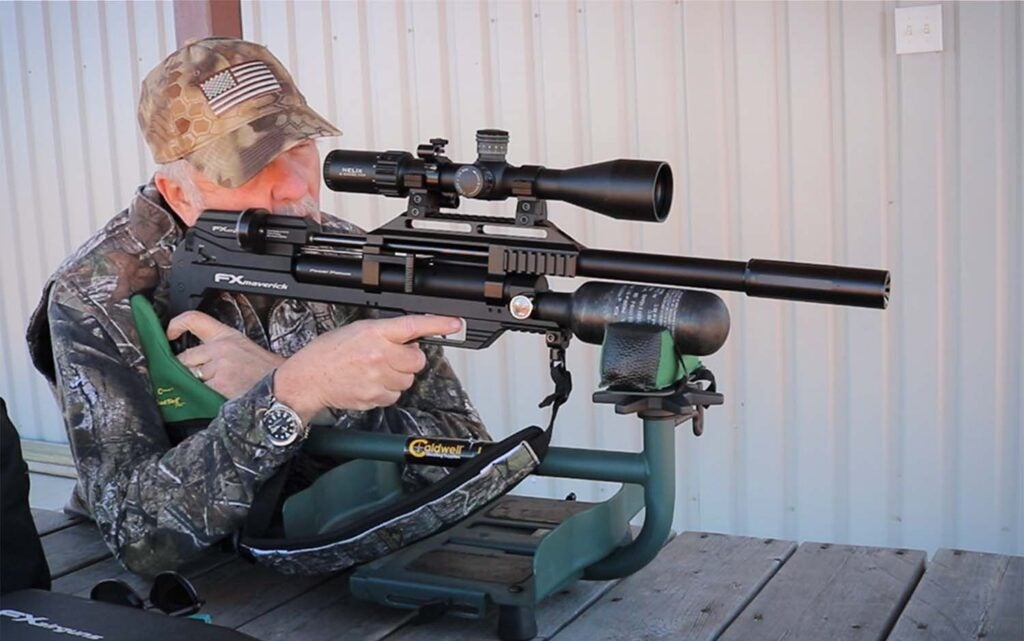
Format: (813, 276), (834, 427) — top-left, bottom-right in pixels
(0, 590), (259, 640)
(1, 398), (51, 594)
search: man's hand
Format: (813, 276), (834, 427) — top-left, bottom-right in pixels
(167, 311), (285, 399)
(273, 315), (463, 423)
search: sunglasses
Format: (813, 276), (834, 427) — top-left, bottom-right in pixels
(90, 571), (205, 617)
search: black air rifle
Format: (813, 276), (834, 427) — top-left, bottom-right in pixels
(169, 130), (890, 354)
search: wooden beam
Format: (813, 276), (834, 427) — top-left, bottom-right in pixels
(889, 549), (1024, 640)
(22, 440), (76, 479)
(555, 533), (797, 641)
(173, 0), (242, 49)
(718, 542), (927, 641)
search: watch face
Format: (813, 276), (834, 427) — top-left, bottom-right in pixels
(263, 405), (300, 446)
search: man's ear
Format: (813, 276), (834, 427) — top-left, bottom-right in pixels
(154, 172), (200, 226)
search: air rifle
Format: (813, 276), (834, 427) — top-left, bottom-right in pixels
(168, 129), (889, 354)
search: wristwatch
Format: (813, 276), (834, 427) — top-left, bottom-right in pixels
(259, 397), (306, 447)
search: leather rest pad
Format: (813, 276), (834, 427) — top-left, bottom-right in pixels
(599, 323), (678, 392)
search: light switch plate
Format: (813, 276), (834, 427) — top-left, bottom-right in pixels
(895, 5), (943, 54)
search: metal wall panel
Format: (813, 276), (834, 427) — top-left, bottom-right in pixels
(0, 1), (175, 440)
(0, 1), (1018, 556)
(238, 0), (1021, 556)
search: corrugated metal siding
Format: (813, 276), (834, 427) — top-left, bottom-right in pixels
(0, 1), (1018, 556)
(0, 1), (175, 437)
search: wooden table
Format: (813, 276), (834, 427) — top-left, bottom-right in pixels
(33, 508), (1023, 641)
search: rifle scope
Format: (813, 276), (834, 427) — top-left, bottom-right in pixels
(323, 129), (672, 223)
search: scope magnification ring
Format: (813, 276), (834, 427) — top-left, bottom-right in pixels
(374, 152), (406, 197)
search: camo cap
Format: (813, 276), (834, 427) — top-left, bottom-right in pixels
(138, 37), (341, 188)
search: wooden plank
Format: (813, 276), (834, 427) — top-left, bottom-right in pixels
(32, 507), (84, 535)
(534, 580), (619, 641)
(718, 542), (926, 641)
(185, 558), (332, 629)
(22, 440), (75, 471)
(27, 460), (77, 478)
(550, 532), (797, 641)
(40, 521), (112, 579)
(236, 573), (412, 641)
(44, 520), (324, 631)
(51, 547), (234, 599)
(887, 549), (1024, 641)
(41, 512), (326, 629)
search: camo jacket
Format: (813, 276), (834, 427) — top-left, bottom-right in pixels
(25, 180), (489, 577)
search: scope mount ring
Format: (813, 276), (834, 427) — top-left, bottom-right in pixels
(406, 189), (459, 218)
(515, 198), (548, 226)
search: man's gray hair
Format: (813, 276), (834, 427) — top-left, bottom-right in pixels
(155, 158), (205, 209)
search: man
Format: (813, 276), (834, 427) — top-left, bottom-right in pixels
(26, 37), (488, 577)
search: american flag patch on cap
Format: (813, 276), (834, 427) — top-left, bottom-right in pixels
(200, 61), (281, 115)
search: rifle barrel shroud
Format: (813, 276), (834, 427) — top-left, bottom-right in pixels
(300, 231), (891, 310)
